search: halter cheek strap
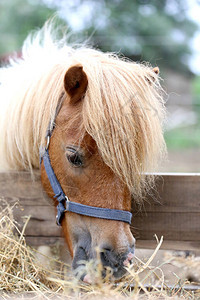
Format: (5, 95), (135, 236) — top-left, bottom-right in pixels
(40, 131), (132, 226)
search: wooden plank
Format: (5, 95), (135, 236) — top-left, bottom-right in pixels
(136, 240), (200, 251)
(132, 173), (200, 213)
(132, 212), (200, 240)
(0, 171), (43, 199)
(25, 237), (200, 251)
(0, 171), (62, 239)
(13, 205), (62, 237)
(26, 236), (65, 246)
(132, 174), (200, 248)
(0, 171), (200, 250)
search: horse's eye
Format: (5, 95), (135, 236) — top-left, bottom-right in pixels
(66, 148), (84, 167)
(67, 153), (83, 167)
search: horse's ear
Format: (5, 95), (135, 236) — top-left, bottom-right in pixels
(153, 67), (159, 75)
(145, 66), (159, 85)
(64, 65), (88, 104)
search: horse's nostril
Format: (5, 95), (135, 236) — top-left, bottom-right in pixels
(100, 249), (111, 264)
(131, 242), (135, 249)
(102, 245), (112, 253)
(100, 247), (118, 268)
(98, 242), (136, 278)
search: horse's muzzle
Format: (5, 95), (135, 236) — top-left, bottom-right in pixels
(99, 245), (135, 279)
(72, 241), (135, 282)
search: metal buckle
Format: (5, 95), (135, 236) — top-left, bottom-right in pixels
(65, 196), (70, 211)
(56, 214), (60, 226)
(45, 135), (50, 150)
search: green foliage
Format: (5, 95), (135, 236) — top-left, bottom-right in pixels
(165, 73), (200, 150)
(0, 0), (55, 55)
(47, 0), (198, 73)
(100, 0), (198, 72)
(165, 125), (200, 150)
(193, 76), (200, 96)
(192, 76), (200, 117)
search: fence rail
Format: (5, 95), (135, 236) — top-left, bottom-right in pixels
(0, 171), (200, 251)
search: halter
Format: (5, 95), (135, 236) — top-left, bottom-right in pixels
(40, 121), (132, 226)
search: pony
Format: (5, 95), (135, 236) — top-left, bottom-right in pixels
(0, 23), (166, 282)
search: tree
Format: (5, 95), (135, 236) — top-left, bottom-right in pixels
(0, 0), (55, 56)
(0, 0), (198, 73)
(44, 0), (198, 73)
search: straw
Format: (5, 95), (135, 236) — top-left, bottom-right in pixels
(0, 199), (198, 299)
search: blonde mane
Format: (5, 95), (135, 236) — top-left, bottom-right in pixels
(0, 23), (166, 198)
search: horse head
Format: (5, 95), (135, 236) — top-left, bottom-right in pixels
(40, 61), (165, 281)
(0, 26), (166, 281)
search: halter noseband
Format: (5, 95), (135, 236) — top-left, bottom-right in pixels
(40, 124), (132, 226)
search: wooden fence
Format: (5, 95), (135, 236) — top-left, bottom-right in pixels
(0, 171), (200, 251)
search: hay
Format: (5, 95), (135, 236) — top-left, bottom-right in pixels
(0, 200), (199, 299)
(0, 199), (68, 298)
